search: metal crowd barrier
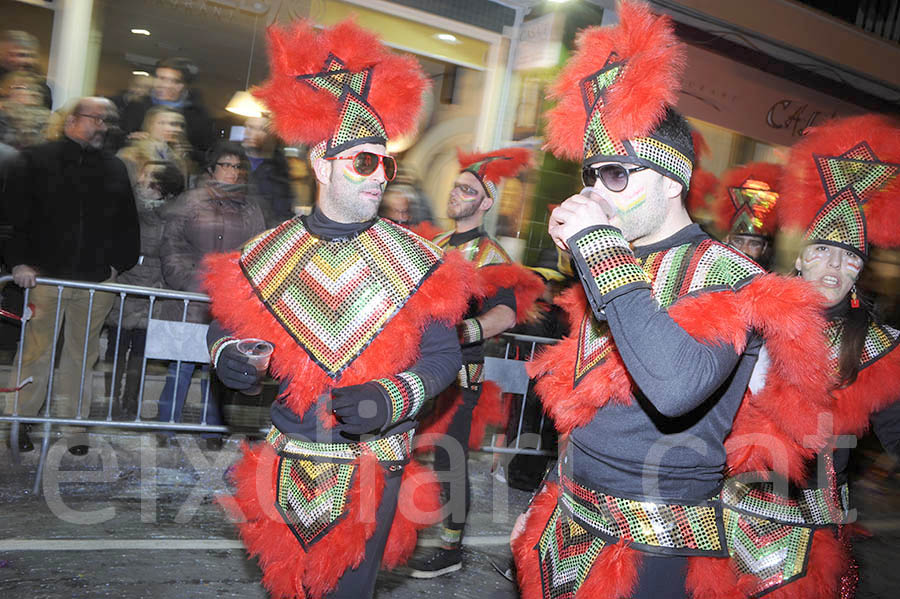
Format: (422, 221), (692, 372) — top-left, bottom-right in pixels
(0, 275), (227, 493)
(1, 275), (560, 494)
(481, 332), (559, 457)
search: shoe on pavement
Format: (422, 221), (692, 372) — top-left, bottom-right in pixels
(405, 547), (462, 579)
(204, 437), (224, 451)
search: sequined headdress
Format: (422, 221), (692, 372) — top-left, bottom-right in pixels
(545, 0), (693, 190)
(780, 114), (900, 258)
(457, 147), (533, 200)
(253, 19), (427, 158)
(714, 162), (782, 238)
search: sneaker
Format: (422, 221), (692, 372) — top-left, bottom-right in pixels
(6, 423), (34, 453)
(405, 547), (462, 579)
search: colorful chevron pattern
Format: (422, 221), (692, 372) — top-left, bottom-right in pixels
(724, 507), (812, 595)
(240, 218), (442, 377)
(825, 320), (900, 372)
(722, 478), (849, 526)
(536, 505), (607, 599)
(275, 456), (356, 549)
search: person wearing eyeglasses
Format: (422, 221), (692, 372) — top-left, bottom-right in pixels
(3, 96), (139, 456)
(511, 4), (831, 599)
(200, 20), (474, 599)
(405, 147), (543, 578)
(155, 141), (265, 450)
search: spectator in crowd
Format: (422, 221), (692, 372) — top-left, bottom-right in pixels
(110, 73), (153, 115)
(379, 184), (411, 225)
(105, 160), (185, 417)
(117, 105), (192, 185)
(120, 57), (213, 164)
(0, 30), (51, 108)
(0, 70), (50, 149)
(241, 115), (295, 227)
(3, 96), (139, 455)
(157, 141), (265, 449)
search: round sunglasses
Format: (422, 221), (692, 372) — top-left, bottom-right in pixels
(582, 163), (647, 192)
(325, 151), (397, 181)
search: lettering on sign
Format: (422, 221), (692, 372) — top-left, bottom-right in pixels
(767, 100), (837, 137)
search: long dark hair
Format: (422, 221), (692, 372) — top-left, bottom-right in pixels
(835, 290), (875, 388)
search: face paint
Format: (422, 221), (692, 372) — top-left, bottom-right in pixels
(341, 163), (368, 184)
(797, 244), (864, 308)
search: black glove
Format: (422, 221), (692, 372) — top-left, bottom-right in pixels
(214, 343), (259, 391)
(330, 382), (390, 436)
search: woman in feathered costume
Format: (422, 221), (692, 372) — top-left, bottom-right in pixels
(694, 114), (900, 599)
(203, 18), (478, 598)
(511, 2), (833, 597)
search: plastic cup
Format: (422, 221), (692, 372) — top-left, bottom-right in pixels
(236, 339), (274, 395)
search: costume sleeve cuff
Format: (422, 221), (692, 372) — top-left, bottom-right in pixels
(457, 318), (483, 346)
(569, 225), (650, 311)
(210, 336), (239, 367)
(372, 371), (427, 425)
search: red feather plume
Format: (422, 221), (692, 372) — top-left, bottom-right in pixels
(457, 147), (534, 185)
(779, 114), (900, 248)
(253, 18), (428, 146)
(713, 162), (783, 234)
(545, 0), (686, 160)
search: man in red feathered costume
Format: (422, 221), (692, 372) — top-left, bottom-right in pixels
(712, 162), (783, 270)
(202, 19), (476, 599)
(407, 146), (544, 577)
(511, 2), (833, 598)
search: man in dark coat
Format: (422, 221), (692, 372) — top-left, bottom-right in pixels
(119, 57), (213, 164)
(4, 96), (140, 454)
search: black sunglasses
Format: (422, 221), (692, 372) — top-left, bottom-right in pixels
(325, 151), (397, 181)
(582, 163), (648, 192)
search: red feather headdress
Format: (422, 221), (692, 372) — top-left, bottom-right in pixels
(713, 162), (783, 237)
(457, 146), (533, 199)
(779, 114), (900, 257)
(253, 19), (428, 157)
(544, 0), (691, 188)
(685, 130), (719, 218)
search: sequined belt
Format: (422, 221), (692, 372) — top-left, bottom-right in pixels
(266, 426), (413, 465)
(559, 472), (728, 556)
(457, 362), (484, 389)
(722, 478), (851, 526)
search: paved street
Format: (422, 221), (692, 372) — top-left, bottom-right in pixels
(0, 430), (897, 598)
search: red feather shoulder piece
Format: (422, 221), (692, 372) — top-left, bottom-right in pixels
(528, 274), (831, 482)
(477, 263), (545, 325)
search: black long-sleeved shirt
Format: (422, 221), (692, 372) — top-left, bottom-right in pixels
(208, 207), (462, 443)
(568, 224), (762, 501)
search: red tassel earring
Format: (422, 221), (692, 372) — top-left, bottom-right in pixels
(850, 285), (860, 309)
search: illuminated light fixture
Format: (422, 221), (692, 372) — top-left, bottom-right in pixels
(434, 33), (460, 44)
(132, 70), (150, 77)
(548, 0), (572, 4)
(226, 16), (267, 118)
(130, 28), (151, 36)
(226, 90), (266, 118)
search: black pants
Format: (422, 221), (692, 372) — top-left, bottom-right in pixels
(631, 554), (689, 599)
(325, 467), (403, 598)
(104, 327), (147, 416)
(433, 383), (481, 537)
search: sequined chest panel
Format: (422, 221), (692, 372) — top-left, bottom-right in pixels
(574, 240), (763, 385)
(240, 218), (443, 378)
(434, 231), (511, 267)
(825, 319), (900, 373)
